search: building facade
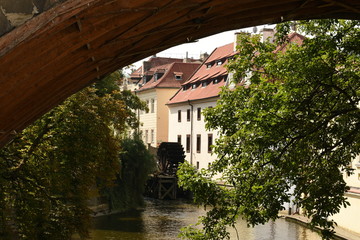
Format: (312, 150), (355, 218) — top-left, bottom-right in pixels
(136, 57), (201, 147)
(331, 157), (360, 234)
(168, 42), (236, 172)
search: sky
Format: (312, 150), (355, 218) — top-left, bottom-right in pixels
(130, 25), (272, 70)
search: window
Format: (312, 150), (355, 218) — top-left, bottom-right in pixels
(187, 109), (191, 122)
(196, 161), (200, 170)
(214, 78), (219, 84)
(201, 81), (207, 87)
(151, 99), (155, 113)
(146, 100), (149, 113)
(196, 134), (201, 153)
(178, 110), (181, 122)
(208, 134), (213, 153)
(145, 130), (149, 143)
(192, 83), (197, 89)
(174, 72), (183, 80)
(197, 108), (201, 121)
(216, 60), (222, 65)
(206, 63), (212, 68)
(186, 134), (191, 153)
(151, 129), (154, 143)
(177, 135), (182, 144)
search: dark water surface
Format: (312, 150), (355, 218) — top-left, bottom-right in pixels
(82, 198), (322, 240)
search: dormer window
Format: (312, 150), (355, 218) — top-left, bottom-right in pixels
(214, 78), (220, 84)
(154, 70), (165, 82)
(216, 60), (222, 66)
(183, 85), (188, 91)
(192, 83), (197, 89)
(174, 72), (183, 80)
(202, 81), (208, 87)
(206, 63), (212, 69)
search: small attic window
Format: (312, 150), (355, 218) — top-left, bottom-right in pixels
(192, 83), (197, 89)
(174, 72), (183, 80)
(202, 81), (208, 87)
(206, 63), (212, 69)
(214, 78), (220, 84)
(183, 85), (188, 91)
(216, 60), (222, 66)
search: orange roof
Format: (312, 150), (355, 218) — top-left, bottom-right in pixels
(276, 32), (305, 52)
(168, 33), (305, 105)
(129, 57), (184, 79)
(136, 62), (201, 92)
(129, 66), (143, 79)
(168, 43), (235, 104)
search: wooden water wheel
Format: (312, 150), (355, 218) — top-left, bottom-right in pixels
(157, 142), (185, 175)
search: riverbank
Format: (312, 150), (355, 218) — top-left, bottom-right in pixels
(281, 214), (360, 240)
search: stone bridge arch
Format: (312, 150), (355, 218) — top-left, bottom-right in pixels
(0, 0), (359, 147)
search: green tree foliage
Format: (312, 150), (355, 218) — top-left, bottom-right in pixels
(95, 70), (148, 130)
(178, 19), (360, 239)
(102, 135), (156, 212)
(0, 88), (125, 239)
(0, 69), (148, 239)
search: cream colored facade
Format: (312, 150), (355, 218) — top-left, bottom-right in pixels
(138, 88), (179, 147)
(331, 156), (360, 234)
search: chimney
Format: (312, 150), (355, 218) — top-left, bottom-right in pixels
(234, 32), (239, 51)
(183, 51), (190, 63)
(261, 28), (275, 43)
(200, 52), (209, 62)
(142, 61), (151, 75)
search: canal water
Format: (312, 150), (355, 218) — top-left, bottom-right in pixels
(83, 198), (322, 240)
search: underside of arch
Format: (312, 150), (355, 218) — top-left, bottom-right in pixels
(0, 0), (359, 147)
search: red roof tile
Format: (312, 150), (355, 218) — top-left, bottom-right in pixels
(129, 66), (142, 79)
(129, 57), (184, 79)
(276, 32), (305, 53)
(168, 33), (305, 105)
(206, 42), (235, 63)
(168, 42), (235, 104)
(136, 62), (201, 92)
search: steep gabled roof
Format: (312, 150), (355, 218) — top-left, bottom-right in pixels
(276, 32), (305, 52)
(129, 57), (184, 79)
(168, 42), (236, 104)
(136, 62), (201, 92)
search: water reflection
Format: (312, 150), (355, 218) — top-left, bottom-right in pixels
(85, 198), (321, 240)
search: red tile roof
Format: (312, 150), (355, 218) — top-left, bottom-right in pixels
(168, 42), (236, 104)
(129, 66), (142, 79)
(276, 32), (305, 52)
(168, 32), (305, 105)
(136, 62), (201, 92)
(129, 57), (184, 79)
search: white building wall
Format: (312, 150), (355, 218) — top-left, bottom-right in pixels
(331, 156), (360, 234)
(344, 155), (360, 187)
(168, 98), (219, 174)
